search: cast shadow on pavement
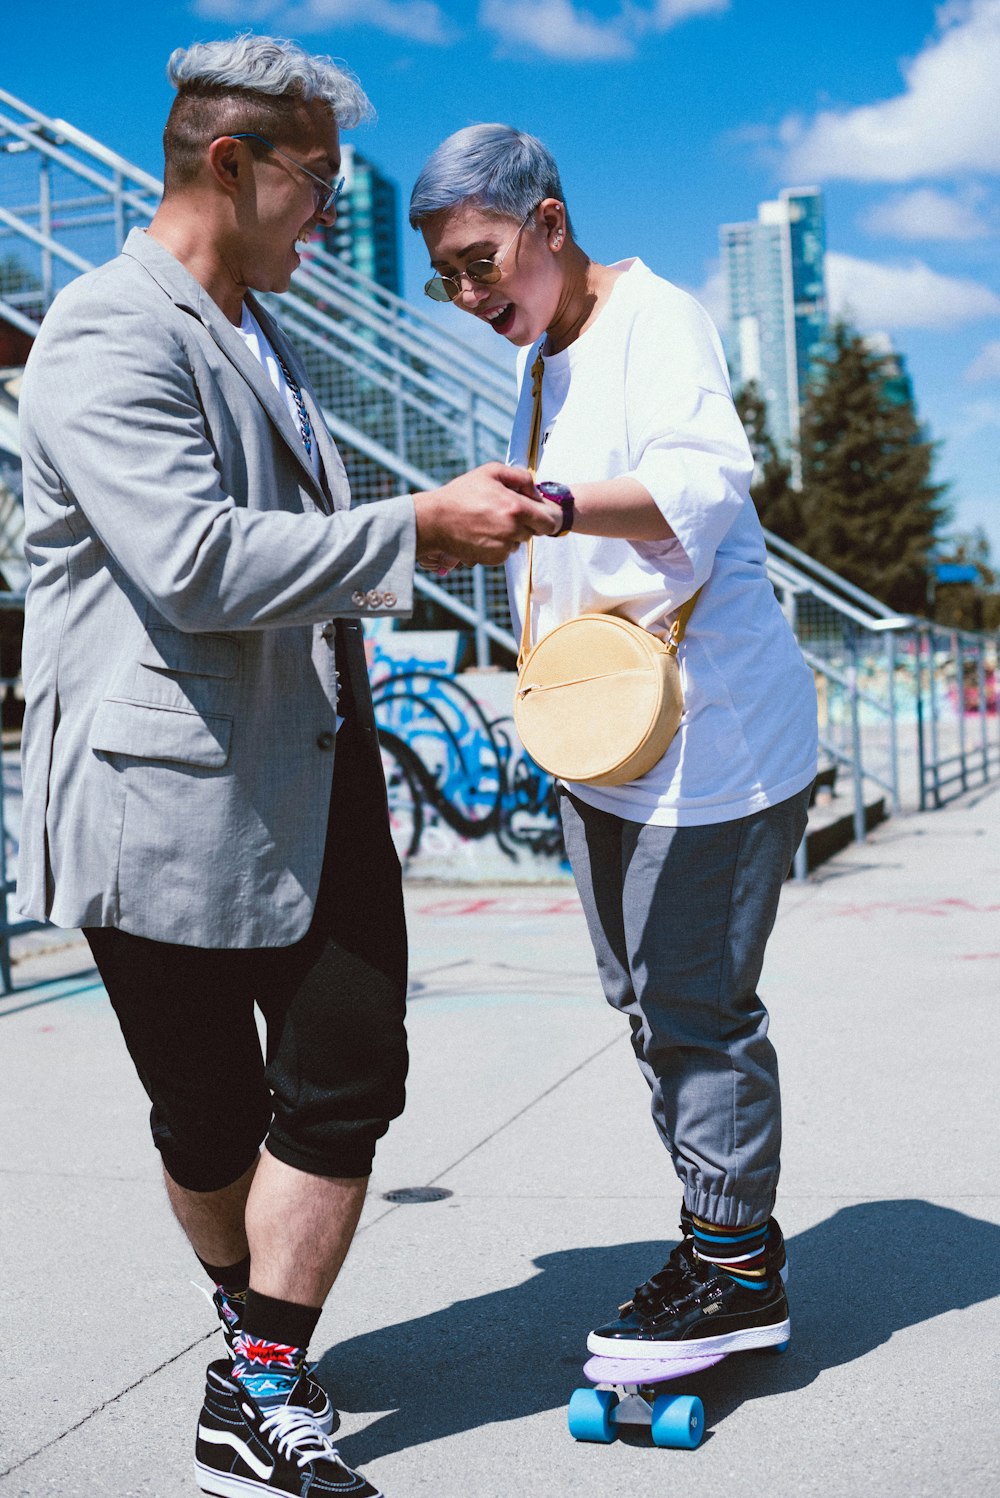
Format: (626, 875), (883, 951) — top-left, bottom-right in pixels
(0, 965), (102, 1019)
(316, 1199), (1000, 1464)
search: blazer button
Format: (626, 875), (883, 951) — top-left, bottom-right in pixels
(316, 731), (335, 750)
(351, 591), (365, 606)
(383, 591), (397, 607)
(366, 589), (383, 607)
(321, 621), (336, 640)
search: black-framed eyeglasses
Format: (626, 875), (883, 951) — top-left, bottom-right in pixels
(229, 133), (345, 217)
(423, 207), (536, 303)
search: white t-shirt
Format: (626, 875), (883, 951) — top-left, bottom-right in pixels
(236, 303), (322, 483)
(506, 258), (817, 827)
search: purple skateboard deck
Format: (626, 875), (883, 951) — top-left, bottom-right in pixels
(583, 1351), (727, 1384)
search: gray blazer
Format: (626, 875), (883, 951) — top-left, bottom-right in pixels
(17, 228), (416, 947)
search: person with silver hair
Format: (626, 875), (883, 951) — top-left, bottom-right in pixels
(411, 125), (817, 1366)
(18, 43), (562, 1498)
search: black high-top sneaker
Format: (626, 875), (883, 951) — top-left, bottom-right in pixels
(587, 1249), (790, 1360)
(212, 1290), (334, 1435)
(591, 1209), (787, 1347)
(195, 1359), (381, 1498)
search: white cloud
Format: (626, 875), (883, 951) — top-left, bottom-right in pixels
(192, 0), (730, 61)
(863, 187), (993, 241)
(684, 260), (729, 332)
(193, 0), (455, 46)
(479, 0), (633, 60)
(478, 0), (729, 62)
(781, 0), (1000, 182)
(952, 398), (1000, 437)
(827, 251), (1000, 330)
(645, 0), (729, 27)
(965, 339), (1000, 381)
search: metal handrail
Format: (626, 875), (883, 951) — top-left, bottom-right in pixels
(286, 247), (517, 400)
(763, 527), (900, 619)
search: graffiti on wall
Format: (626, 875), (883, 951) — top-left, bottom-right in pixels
(368, 637), (566, 879)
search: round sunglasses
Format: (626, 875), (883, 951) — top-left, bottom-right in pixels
(423, 207), (536, 303)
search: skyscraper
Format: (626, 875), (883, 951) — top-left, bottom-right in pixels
(864, 332), (914, 409)
(322, 145), (401, 295)
(721, 188), (828, 466)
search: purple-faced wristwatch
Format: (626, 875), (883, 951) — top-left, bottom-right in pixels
(536, 480), (575, 536)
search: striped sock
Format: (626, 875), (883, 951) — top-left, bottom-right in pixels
(690, 1214), (771, 1290)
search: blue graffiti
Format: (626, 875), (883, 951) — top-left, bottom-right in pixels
(370, 664), (564, 867)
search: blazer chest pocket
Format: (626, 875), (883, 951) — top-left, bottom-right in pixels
(89, 699), (232, 768)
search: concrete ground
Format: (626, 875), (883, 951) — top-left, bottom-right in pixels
(1, 781), (999, 1498)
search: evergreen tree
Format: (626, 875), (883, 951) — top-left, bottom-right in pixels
(733, 380), (803, 545)
(932, 529), (1000, 633)
(797, 322), (948, 614)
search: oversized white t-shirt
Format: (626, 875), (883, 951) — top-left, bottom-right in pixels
(505, 258), (817, 827)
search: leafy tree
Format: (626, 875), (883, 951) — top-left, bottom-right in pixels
(932, 529), (1000, 632)
(797, 322), (949, 614)
(733, 380), (804, 545)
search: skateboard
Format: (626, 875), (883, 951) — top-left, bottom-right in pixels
(568, 1341), (790, 1449)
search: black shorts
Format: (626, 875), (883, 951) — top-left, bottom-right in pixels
(85, 715), (408, 1191)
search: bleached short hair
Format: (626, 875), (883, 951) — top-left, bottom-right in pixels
(163, 33), (373, 189)
(409, 123), (572, 236)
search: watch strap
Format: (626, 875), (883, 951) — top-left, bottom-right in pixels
(537, 481), (575, 536)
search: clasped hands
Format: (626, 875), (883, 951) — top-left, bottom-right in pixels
(413, 463), (562, 575)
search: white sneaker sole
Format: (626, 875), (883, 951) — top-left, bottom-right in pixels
(195, 1464), (269, 1498)
(586, 1315), (791, 1361)
(194, 1460), (382, 1498)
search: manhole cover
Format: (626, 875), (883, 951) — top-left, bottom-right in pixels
(381, 1186), (454, 1204)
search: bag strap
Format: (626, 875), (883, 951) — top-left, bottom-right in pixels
(516, 347), (702, 671)
(518, 350), (546, 671)
(665, 585), (701, 657)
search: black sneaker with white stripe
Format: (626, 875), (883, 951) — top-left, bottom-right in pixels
(194, 1359), (381, 1498)
(211, 1289), (334, 1435)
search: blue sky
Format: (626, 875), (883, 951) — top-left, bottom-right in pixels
(4, 0), (999, 557)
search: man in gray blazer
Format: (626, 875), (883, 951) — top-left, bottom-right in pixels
(17, 34), (562, 1498)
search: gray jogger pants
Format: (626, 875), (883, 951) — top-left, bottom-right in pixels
(559, 785), (811, 1227)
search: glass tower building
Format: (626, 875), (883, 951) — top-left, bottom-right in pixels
(322, 145), (401, 295)
(721, 188), (828, 466)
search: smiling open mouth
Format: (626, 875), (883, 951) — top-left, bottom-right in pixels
(483, 303), (515, 334)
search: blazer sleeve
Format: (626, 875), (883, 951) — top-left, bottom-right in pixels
(20, 296), (416, 633)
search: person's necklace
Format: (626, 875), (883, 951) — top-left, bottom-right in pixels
(273, 350), (314, 458)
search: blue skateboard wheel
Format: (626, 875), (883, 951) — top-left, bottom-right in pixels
(568, 1387), (618, 1443)
(650, 1393), (704, 1449)
(772, 1340), (791, 1354)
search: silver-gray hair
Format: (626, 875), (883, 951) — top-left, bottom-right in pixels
(167, 33), (374, 128)
(409, 123), (572, 235)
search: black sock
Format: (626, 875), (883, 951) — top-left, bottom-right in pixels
(197, 1252), (252, 1292)
(242, 1291), (322, 1352)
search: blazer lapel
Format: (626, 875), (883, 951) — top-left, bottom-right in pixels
(299, 380), (350, 513)
(245, 296), (350, 514)
(199, 291), (330, 504)
(120, 230), (335, 508)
